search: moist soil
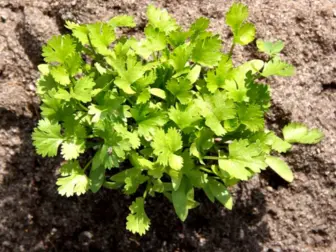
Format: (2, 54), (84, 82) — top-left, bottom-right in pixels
(0, 0), (335, 251)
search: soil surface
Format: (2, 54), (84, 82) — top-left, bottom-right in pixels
(0, 0), (335, 251)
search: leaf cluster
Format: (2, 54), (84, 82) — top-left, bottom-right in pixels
(32, 3), (323, 235)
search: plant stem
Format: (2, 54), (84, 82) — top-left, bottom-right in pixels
(203, 156), (227, 160)
(83, 158), (93, 172)
(78, 102), (88, 111)
(199, 166), (214, 174)
(228, 43), (235, 58)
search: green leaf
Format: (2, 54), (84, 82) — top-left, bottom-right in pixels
(126, 197), (150, 235)
(246, 78), (271, 109)
(132, 26), (167, 59)
(71, 76), (96, 102)
(282, 123), (324, 144)
(149, 88), (166, 100)
(234, 22), (256, 45)
(192, 36), (222, 67)
(87, 22), (116, 55)
(169, 44), (192, 71)
(172, 177), (189, 221)
(225, 3), (249, 30)
(61, 141), (85, 160)
(111, 168), (148, 194)
(137, 89), (151, 104)
(266, 132), (292, 153)
(168, 104), (201, 130)
(219, 139), (267, 180)
(42, 35), (76, 63)
(108, 56), (148, 94)
(65, 21), (89, 45)
(256, 39), (284, 56)
(196, 91), (236, 135)
(237, 103), (264, 132)
(56, 161), (89, 197)
(190, 128), (214, 161)
(151, 128), (183, 170)
(36, 74), (58, 95)
(189, 17), (209, 40)
(208, 178), (233, 210)
(265, 156), (293, 182)
(131, 104), (168, 138)
(167, 78), (193, 104)
(89, 163), (105, 193)
(206, 55), (234, 93)
(32, 119), (63, 157)
(108, 15), (136, 28)
(147, 5), (178, 34)
(187, 65), (201, 84)
(50, 66), (70, 85)
(262, 56), (295, 77)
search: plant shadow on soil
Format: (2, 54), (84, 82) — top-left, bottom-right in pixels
(0, 102), (331, 252)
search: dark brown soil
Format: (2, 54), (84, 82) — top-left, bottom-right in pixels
(0, 0), (335, 251)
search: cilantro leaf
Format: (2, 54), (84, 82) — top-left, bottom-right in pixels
(172, 177), (189, 221)
(266, 156), (293, 182)
(131, 104), (168, 138)
(56, 161), (90, 197)
(87, 22), (116, 55)
(71, 76), (96, 102)
(151, 128), (183, 170)
(169, 44), (192, 71)
(233, 22), (256, 45)
(168, 104), (201, 130)
(32, 119), (63, 157)
(126, 197), (150, 235)
(225, 3), (249, 30)
(108, 15), (136, 28)
(111, 168), (148, 195)
(196, 91), (236, 136)
(208, 178), (233, 210)
(42, 35), (76, 63)
(167, 78), (193, 104)
(256, 39), (284, 56)
(147, 5), (178, 34)
(192, 36), (222, 67)
(50, 66), (70, 85)
(262, 56), (295, 77)
(282, 122), (324, 144)
(266, 132), (292, 153)
(206, 55), (234, 93)
(226, 3), (255, 45)
(108, 55), (148, 94)
(237, 103), (264, 132)
(219, 139), (267, 180)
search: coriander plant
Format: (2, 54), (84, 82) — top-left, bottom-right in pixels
(32, 3), (323, 235)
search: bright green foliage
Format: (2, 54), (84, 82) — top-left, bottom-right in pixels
(33, 3), (323, 236)
(282, 122), (324, 144)
(126, 197), (151, 235)
(257, 39), (284, 56)
(32, 119), (63, 157)
(57, 161), (90, 197)
(226, 3), (255, 45)
(262, 56), (295, 77)
(265, 156), (294, 182)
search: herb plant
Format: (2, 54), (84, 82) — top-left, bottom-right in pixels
(32, 3), (323, 235)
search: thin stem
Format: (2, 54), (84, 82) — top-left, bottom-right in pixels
(200, 166), (215, 174)
(78, 102), (88, 111)
(228, 43), (235, 58)
(83, 158), (93, 172)
(203, 156), (227, 160)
